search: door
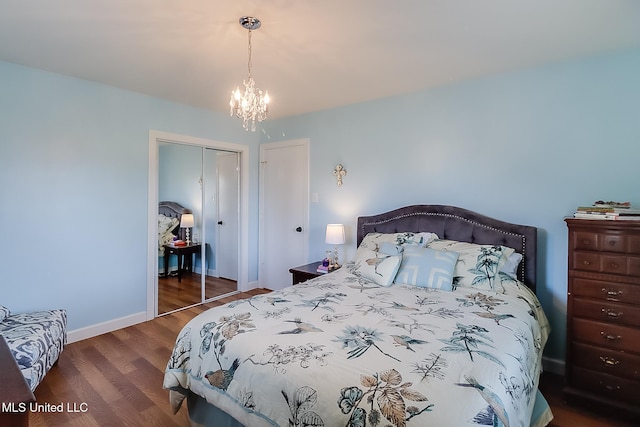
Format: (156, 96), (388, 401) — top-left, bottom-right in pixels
(215, 151), (239, 281)
(148, 130), (249, 319)
(157, 142), (205, 315)
(259, 139), (309, 290)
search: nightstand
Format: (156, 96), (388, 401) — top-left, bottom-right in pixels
(289, 261), (331, 285)
(163, 243), (201, 283)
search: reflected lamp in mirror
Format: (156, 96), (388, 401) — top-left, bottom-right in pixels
(180, 213), (195, 245)
(325, 224), (345, 270)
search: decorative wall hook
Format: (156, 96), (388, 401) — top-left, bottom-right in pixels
(333, 164), (347, 186)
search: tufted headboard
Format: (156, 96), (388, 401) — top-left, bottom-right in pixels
(357, 205), (537, 292)
(159, 201), (191, 241)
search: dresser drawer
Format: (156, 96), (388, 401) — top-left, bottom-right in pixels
(600, 233), (628, 253)
(571, 277), (640, 304)
(570, 366), (640, 405)
(601, 254), (629, 275)
(629, 256), (640, 276)
(572, 342), (640, 380)
(573, 231), (599, 251)
(572, 318), (640, 352)
(573, 231), (629, 253)
(629, 235), (640, 254)
(572, 252), (601, 272)
(573, 298), (640, 327)
(572, 252), (637, 275)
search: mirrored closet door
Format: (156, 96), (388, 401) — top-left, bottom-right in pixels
(157, 142), (239, 315)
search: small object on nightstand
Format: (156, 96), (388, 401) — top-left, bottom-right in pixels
(317, 264), (329, 274)
(290, 261), (337, 285)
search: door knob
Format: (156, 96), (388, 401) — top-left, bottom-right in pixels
(296, 226), (302, 232)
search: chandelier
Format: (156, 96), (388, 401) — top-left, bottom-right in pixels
(229, 16), (270, 132)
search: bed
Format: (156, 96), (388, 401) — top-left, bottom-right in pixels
(163, 204), (553, 427)
(158, 201), (190, 273)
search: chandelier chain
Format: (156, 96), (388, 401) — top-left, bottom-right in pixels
(229, 16), (270, 131)
(247, 29), (252, 78)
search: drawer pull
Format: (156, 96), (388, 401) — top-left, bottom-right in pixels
(600, 332), (621, 341)
(601, 308), (623, 319)
(583, 260), (591, 265)
(582, 240), (592, 246)
(599, 356), (620, 366)
(602, 288), (623, 299)
(609, 263), (618, 269)
(608, 240), (617, 247)
(599, 381), (621, 392)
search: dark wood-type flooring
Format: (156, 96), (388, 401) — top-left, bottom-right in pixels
(158, 272), (237, 315)
(29, 288), (636, 427)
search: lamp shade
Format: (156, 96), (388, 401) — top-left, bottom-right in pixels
(325, 224), (345, 245)
(180, 213), (194, 228)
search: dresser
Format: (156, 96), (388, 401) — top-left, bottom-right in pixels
(0, 335), (34, 427)
(564, 218), (640, 420)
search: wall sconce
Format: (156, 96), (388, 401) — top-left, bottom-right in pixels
(325, 224), (345, 270)
(333, 164), (346, 186)
(180, 213), (195, 245)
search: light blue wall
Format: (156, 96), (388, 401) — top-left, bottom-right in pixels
(0, 60), (260, 331)
(2, 47), (639, 364)
(261, 48), (640, 362)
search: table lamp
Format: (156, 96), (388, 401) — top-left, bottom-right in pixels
(325, 224), (345, 270)
(180, 213), (195, 245)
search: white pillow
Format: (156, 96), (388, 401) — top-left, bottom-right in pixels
(353, 235), (404, 287)
(360, 232), (438, 248)
(158, 214), (178, 235)
(500, 252), (523, 279)
(427, 240), (515, 292)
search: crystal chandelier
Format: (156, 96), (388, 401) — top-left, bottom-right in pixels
(229, 16), (270, 132)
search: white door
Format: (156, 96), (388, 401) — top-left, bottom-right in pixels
(216, 151), (239, 281)
(260, 139), (309, 290)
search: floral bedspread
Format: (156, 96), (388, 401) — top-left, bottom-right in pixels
(163, 266), (549, 427)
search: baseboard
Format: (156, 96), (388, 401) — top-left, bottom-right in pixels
(239, 280), (258, 292)
(67, 311), (147, 344)
(542, 355), (565, 376)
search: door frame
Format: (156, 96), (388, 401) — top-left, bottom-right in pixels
(147, 130), (250, 320)
(258, 138), (310, 289)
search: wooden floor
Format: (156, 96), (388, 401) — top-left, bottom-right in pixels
(538, 373), (637, 427)
(158, 272), (237, 315)
(30, 288), (635, 427)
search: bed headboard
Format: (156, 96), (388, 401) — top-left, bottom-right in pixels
(159, 201), (191, 241)
(357, 205), (537, 292)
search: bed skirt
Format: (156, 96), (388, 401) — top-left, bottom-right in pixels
(177, 388), (553, 427)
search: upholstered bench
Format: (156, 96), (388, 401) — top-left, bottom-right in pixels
(0, 306), (67, 391)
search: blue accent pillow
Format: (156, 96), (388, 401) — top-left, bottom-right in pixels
(394, 246), (459, 290)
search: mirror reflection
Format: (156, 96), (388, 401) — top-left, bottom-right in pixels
(157, 142), (239, 315)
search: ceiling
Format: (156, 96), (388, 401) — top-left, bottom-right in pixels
(1, 0), (640, 119)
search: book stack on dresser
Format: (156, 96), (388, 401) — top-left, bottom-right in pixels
(573, 201), (640, 221)
(564, 217), (640, 422)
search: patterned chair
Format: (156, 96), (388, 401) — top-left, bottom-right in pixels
(0, 305), (67, 391)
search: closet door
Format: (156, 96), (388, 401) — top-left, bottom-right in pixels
(213, 150), (239, 281)
(158, 142), (205, 315)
